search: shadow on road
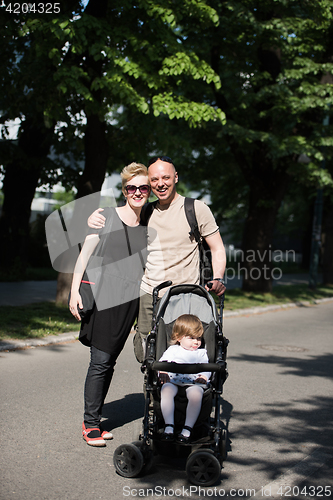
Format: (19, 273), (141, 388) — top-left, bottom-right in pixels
(225, 394), (333, 481)
(102, 392), (145, 428)
(229, 352), (333, 380)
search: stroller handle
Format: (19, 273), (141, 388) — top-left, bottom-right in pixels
(152, 361), (225, 374)
(151, 281), (173, 328)
(206, 281), (225, 330)
(153, 281), (173, 298)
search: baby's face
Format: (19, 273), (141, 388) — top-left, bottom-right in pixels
(180, 335), (202, 351)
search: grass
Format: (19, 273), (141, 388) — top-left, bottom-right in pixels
(0, 284), (332, 342)
(0, 302), (79, 341)
(221, 284), (333, 311)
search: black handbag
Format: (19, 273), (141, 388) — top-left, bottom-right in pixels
(69, 208), (114, 319)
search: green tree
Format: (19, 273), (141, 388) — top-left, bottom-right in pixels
(170, 0), (333, 292)
(0, 2), (82, 276)
(1, 1), (226, 293)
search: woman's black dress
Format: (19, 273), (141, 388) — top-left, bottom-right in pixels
(79, 207), (147, 356)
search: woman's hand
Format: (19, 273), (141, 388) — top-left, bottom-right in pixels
(87, 208), (105, 229)
(159, 371), (170, 384)
(69, 290), (83, 321)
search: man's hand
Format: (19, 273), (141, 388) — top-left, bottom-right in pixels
(87, 208), (106, 229)
(205, 279), (226, 296)
(159, 371), (170, 384)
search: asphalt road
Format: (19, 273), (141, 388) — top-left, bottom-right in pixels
(0, 301), (332, 500)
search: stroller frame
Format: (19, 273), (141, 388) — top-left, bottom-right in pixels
(113, 281), (229, 486)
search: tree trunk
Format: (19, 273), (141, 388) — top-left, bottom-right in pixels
(240, 154), (289, 293)
(77, 114), (109, 199)
(55, 0), (110, 305)
(322, 200), (333, 285)
(55, 113), (108, 305)
(0, 116), (53, 279)
(56, 272), (74, 305)
(241, 193), (283, 293)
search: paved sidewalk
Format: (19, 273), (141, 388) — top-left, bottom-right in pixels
(0, 273), (320, 307)
(0, 280), (57, 306)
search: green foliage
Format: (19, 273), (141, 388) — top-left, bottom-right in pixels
(0, 0), (226, 195)
(164, 0), (333, 232)
(215, 0), (333, 175)
(52, 188), (76, 210)
(0, 302), (78, 340)
(12, 0), (225, 128)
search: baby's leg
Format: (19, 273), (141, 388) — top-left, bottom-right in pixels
(160, 382), (178, 433)
(182, 385), (204, 437)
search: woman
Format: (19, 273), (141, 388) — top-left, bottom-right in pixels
(69, 162), (150, 446)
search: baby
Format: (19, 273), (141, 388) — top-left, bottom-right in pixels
(158, 313), (210, 443)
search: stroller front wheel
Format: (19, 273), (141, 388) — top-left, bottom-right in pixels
(186, 449), (221, 486)
(113, 443), (144, 478)
(132, 440), (154, 473)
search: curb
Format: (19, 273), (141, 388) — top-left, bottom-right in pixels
(1, 297), (332, 352)
(0, 331), (79, 352)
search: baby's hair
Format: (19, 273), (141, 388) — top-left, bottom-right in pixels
(170, 314), (204, 345)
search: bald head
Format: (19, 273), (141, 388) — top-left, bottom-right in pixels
(148, 159), (178, 206)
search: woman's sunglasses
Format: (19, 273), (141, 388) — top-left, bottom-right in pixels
(125, 184), (150, 195)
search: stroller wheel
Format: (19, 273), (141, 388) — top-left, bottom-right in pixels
(186, 450), (221, 486)
(132, 440), (154, 473)
(113, 443), (144, 478)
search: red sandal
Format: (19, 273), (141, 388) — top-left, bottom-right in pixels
(82, 422), (106, 447)
(100, 429), (113, 440)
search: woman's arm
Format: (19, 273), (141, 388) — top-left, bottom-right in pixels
(69, 234), (100, 321)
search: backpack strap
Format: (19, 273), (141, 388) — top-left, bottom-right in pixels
(140, 200), (158, 226)
(184, 197), (212, 285)
(184, 197), (201, 243)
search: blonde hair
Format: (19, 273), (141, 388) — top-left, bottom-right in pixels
(171, 314), (204, 345)
(121, 162), (148, 191)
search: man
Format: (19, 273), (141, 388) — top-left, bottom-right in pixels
(88, 156), (226, 356)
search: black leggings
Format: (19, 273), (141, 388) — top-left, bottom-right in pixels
(83, 346), (118, 428)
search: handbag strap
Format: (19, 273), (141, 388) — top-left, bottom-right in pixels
(123, 222), (146, 270)
(123, 223), (132, 256)
(95, 207), (115, 257)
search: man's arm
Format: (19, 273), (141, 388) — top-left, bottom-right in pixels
(88, 208), (106, 229)
(204, 231), (226, 296)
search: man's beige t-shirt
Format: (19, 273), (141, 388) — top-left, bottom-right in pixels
(141, 195), (219, 296)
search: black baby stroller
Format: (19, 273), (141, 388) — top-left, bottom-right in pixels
(113, 281), (229, 486)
